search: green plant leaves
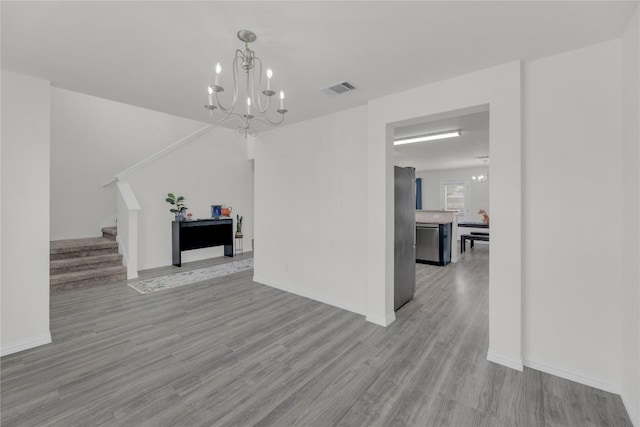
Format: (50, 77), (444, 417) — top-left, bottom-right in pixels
(166, 193), (186, 214)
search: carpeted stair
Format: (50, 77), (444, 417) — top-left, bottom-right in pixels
(101, 226), (117, 241)
(50, 228), (126, 292)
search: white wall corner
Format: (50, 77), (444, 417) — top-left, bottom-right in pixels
(365, 312), (396, 327)
(487, 350), (524, 371)
(621, 391), (640, 427)
(523, 355), (621, 394)
(1, 332), (52, 357)
(100, 214), (117, 230)
(246, 135), (256, 160)
(253, 275), (367, 317)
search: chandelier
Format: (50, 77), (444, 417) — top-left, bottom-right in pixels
(472, 157), (489, 183)
(205, 30), (288, 137)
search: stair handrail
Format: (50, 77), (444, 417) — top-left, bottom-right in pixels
(102, 124), (215, 187)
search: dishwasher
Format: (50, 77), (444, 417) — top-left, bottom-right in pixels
(416, 222), (451, 266)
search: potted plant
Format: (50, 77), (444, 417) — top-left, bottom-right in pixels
(166, 193), (188, 221)
(236, 214), (243, 238)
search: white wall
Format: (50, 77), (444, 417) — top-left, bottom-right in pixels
(254, 106), (369, 315)
(621, 7), (640, 426)
(50, 88), (205, 240)
(124, 126), (254, 270)
(416, 166), (490, 221)
(1, 70), (51, 355)
(523, 39), (624, 391)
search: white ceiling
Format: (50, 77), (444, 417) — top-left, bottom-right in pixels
(394, 110), (490, 172)
(1, 1), (637, 132)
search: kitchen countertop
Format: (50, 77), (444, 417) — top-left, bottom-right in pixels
(415, 210), (455, 224)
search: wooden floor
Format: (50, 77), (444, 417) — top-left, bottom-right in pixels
(1, 247), (632, 426)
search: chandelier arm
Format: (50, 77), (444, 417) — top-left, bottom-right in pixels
(211, 90), (239, 124)
(250, 58), (257, 111)
(248, 49), (258, 105)
(253, 57), (268, 115)
(209, 110), (246, 125)
(211, 77), (234, 115)
(232, 50), (242, 109)
(211, 61), (235, 114)
(253, 58), (275, 117)
(213, 92), (233, 115)
(246, 62), (252, 113)
(255, 95), (271, 118)
(253, 114), (285, 127)
(211, 51), (243, 116)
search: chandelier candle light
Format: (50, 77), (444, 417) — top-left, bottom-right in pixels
(205, 30), (288, 138)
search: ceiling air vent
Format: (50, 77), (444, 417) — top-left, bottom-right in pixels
(323, 81), (357, 95)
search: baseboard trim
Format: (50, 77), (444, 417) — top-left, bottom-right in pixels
(487, 350), (524, 371)
(523, 355), (620, 394)
(1, 332), (52, 357)
(252, 275), (366, 317)
(365, 312), (396, 327)
(621, 390), (640, 427)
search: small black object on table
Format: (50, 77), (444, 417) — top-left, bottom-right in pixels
(172, 218), (233, 267)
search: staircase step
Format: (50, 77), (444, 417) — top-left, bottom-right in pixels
(50, 253), (123, 275)
(101, 227), (117, 241)
(51, 237), (118, 260)
(50, 265), (127, 292)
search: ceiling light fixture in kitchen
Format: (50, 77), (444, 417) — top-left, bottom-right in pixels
(393, 129), (461, 146)
(472, 157), (490, 183)
(204, 30), (288, 138)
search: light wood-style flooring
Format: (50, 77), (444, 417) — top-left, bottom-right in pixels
(1, 248), (632, 426)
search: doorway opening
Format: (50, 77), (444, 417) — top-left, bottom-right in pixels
(391, 107), (491, 345)
(366, 62), (522, 369)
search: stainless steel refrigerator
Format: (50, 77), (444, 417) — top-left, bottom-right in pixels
(394, 166), (416, 310)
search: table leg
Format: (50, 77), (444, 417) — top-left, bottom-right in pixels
(172, 245), (181, 267)
(224, 244), (233, 257)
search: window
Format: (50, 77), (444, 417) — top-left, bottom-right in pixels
(441, 180), (467, 217)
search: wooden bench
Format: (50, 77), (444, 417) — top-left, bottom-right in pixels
(460, 233), (489, 253)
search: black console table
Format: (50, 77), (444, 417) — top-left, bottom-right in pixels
(172, 219), (233, 267)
